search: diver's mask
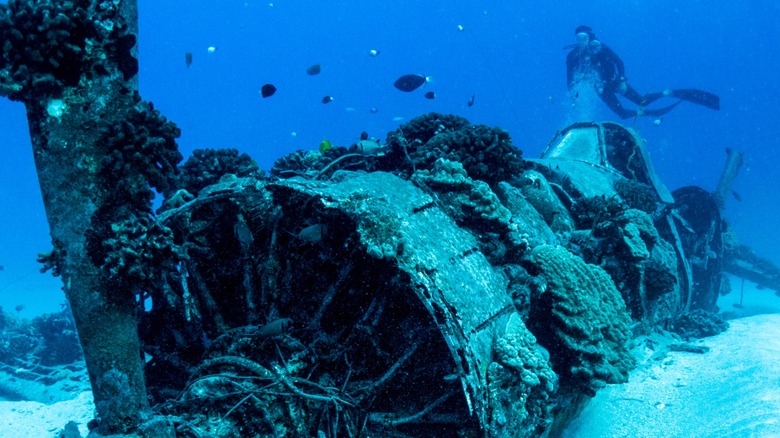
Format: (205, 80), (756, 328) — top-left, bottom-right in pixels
(576, 32), (590, 47)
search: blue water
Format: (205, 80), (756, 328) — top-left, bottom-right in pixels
(1, 0), (778, 315)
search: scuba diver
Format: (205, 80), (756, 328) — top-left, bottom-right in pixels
(566, 25), (720, 119)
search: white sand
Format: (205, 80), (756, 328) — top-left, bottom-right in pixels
(0, 391), (94, 437)
(564, 312), (780, 437)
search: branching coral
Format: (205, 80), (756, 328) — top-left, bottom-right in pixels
(88, 99), (186, 288)
(386, 112), (470, 153)
(384, 113), (524, 186)
(570, 194), (626, 232)
(37, 240), (64, 277)
(89, 216), (184, 291)
(422, 124), (524, 187)
(614, 179), (659, 214)
(99, 97), (182, 198)
(177, 148), (263, 196)
(0, 0), (134, 101)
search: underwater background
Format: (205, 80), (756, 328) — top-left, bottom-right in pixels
(0, 0), (778, 316)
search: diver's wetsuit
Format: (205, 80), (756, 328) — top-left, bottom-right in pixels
(566, 41), (680, 119)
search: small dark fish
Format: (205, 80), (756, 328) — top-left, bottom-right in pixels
(306, 64), (321, 75)
(234, 221), (254, 250)
(185, 52), (193, 68)
(256, 318), (293, 338)
(394, 74), (427, 92)
(731, 190), (742, 202)
(296, 224), (327, 242)
(322, 95), (334, 104)
(467, 95), (475, 107)
(369, 107), (378, 114)
(14, 304), (24, 312)
(424, 91), (435, 100)
(360, 131), (369, 141)
(260, 84), (277, 98)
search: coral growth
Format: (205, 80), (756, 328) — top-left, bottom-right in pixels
(0, 306), (82, 366)
(387, 112), (470, 152)
(413, 159), (527, 262)
(644, 239), (678, 300)
(0, 311), (38, 363)
(414, 159), (511, 229)
(87, 95), (184, 290)
(570, 194), (626, 231)
(614, 179), (659, 214)
(37, 242), (64, 277)
(99, 98), (182, 199)
(488, 313), (557, 437)
(527, 245), (634, 391)
(567, 200), (678, 321)
(385, 113), (524, 186)
(89, 216), (183, 290)
(177, 148), (262, 196)
(270, 113), (524, 191)
(88, 98), (185, 289)
(669, 309), (728, 340)
(422, 124), (523, 186)
(517, 170), (575, 233)
(0, 0), (135, 101)
(31, 307), (82, 365)
(271, 146), (353, 178)
(613, 209), (660, 252)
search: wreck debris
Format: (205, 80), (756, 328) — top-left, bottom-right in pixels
(2, 4), (775, 429)
(131, 115), (778, 437)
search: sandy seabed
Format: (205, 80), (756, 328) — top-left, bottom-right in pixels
(563, 312), (780, 437)
(0, 391), (93, 437)
(565, 281), (780, 438)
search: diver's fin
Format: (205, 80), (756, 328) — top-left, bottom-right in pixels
(671, 89), (720, 110)
(641, 100), (683, 117)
